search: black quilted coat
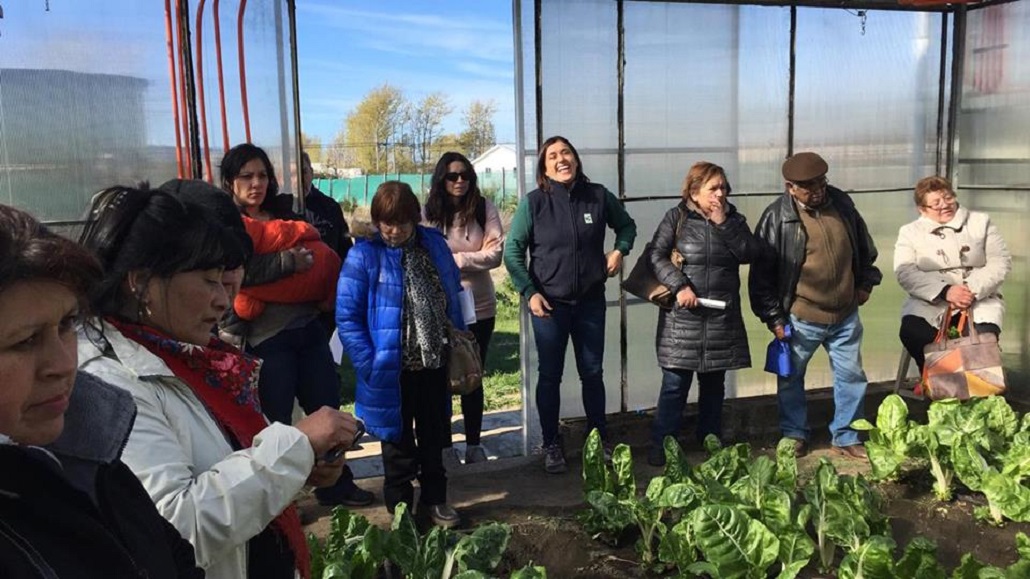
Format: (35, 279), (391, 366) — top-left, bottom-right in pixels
(648, 200), (761, 371)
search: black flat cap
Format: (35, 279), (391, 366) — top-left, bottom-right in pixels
(782, 152), (828, 182)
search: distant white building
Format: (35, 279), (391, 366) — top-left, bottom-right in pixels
(471, 144), (517, 176)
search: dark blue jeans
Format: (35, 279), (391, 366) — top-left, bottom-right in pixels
(650, 368), (726, 447)
(251, 318), (357, 501)
(531, 294), (607, 446)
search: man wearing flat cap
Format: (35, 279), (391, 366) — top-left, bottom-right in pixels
(748, 152), (881, 460)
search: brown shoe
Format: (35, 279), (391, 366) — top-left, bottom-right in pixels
(791, 438), (809, 458)
(832, 444), (868, 460)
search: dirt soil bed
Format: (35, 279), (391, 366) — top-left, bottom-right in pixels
(303, 435), (1030, 577)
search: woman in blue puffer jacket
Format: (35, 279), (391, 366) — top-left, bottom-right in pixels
(336, 181), (466, 529)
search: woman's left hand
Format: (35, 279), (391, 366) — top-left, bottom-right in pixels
(307, 455), (345, 488)
(605, 250), (623, 277)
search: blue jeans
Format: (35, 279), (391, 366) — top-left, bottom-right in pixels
(778, 310), (867, 447)
(531, 294), (607, 446)
(651, 368), (726, 447)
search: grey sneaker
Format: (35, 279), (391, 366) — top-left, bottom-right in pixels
(464, 445), (488, 464)
(442, 447), (462, 471)
(423, 503), (461, 529)
(543, 443), (567, 474)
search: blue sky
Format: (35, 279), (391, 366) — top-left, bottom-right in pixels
(295, 1), (516, 146)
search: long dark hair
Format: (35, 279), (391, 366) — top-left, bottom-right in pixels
(0, 204), (100, 306)
(535, 135), (589, 192)
(219, 143), (281, 213)
(424, 152), (482, 229)
(79, 185), (248, 319)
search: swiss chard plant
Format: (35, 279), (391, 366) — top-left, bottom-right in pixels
(802, 460), (887, 572)
(308, 503), (544, 579)
(852, 394), (913, 481)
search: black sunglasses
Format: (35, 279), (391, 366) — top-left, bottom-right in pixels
(444, 171), (473, 183)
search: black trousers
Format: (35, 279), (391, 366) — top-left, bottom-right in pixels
(457, 317), (496, 446)
(381, 366), (450, 511)
(899, 314), (1001, 373)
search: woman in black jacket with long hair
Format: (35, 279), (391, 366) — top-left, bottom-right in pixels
(646, 162), (761, 466)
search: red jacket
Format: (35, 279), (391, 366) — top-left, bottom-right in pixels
(235, 216), (342, 320)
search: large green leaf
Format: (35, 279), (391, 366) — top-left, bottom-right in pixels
(895, 536), (946, 579)
(952, 438), (989, 492)
(1000, 445), (1030, 481)
(837, 535), (896, 579)
(582, 428), (611, 494)
(690, 504), (780, 579)
(757, 487), (795, 535)
(775, 529), (815, 579)
(658, 519), (697, 570)
(583, 489), (634, 535)
(452, 522), (511, 573)
(657, 482), (700, 510)
(981, 471), (1030, 523)
(663, 435), (694, 483)
(611, 443), (636, 501)
(775, 437), (799, 490)
(950, 553), (993, 579)
(386, 503), (420, 575)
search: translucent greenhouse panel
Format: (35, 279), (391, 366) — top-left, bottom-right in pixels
(0, 2), (178, 221)
(623, 3), (791, 197)
(956, 2), (1030, 381)
(793, 9), (946, 190)
(0, 1), (300, 222)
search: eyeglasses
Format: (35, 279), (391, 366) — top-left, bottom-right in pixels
(921, 194), (957, 210)
(444, 171), (473, 183)
(788, 176), (827, 192)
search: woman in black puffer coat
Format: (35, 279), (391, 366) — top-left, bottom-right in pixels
(646, 162), (761, 466)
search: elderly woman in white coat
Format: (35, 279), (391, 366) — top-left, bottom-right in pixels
(894, 176), (1012, 373)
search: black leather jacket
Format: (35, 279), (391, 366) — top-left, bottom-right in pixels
(748, 186), (882, 330)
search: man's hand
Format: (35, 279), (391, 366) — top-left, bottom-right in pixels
(605, 250), (624, 277)
(676, 286), (698, 309)
(946, 284), (975, 310)
(772, 324), (787, 341)
(857, 289), (872, 306)
(529, 293), (553, 318)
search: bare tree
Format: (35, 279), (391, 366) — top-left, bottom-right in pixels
(405, 93), (453, 170)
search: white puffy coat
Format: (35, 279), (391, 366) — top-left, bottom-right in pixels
(77, 322), (314, 579)
(893, 207), (1011, 328)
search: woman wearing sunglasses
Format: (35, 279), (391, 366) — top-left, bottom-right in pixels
(422, 153), (505, 465)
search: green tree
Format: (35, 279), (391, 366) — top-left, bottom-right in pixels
(344, 84), (406, 173)
(458, 99), (497, 159)
(301, 132), (323, 164)
(405, 93), (453, 170)
(430, 133), (465, 163)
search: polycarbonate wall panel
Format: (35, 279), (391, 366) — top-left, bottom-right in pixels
(0, 1), (298, 223)
(793, 10), (946, 189)
(0, 3), (175, 220)
(956, 2), (1030, 376)
(197, 0), (299, 193)
(623, 3), (791, 197)
(621, 3), (791, 407)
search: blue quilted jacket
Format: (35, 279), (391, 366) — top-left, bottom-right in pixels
(335, 226), (465, 443)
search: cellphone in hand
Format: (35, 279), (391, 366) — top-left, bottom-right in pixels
(321, 418), (365, 463)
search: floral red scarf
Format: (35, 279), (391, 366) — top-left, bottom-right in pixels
(107, 318), (310, 579)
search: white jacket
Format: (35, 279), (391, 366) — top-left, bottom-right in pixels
(893, 207), (1011, 328)
(77, 322), (314, 579)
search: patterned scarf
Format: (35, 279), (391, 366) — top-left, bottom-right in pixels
(401, 237), (449, 370)
(106, 317), (310, 579)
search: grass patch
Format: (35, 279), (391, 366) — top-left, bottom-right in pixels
(337, 277), (523, 416)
